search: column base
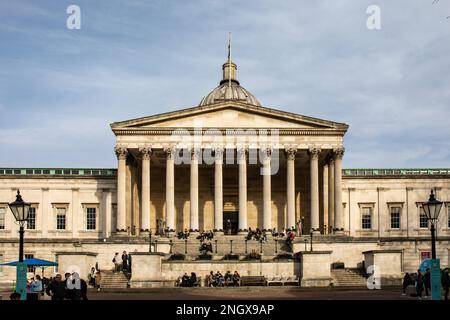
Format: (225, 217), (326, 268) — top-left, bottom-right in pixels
(214, 231), (224, 237)
(238, 231), (248, 236)
(333, 229), (345, 235)
(311, 230), (321, 235)
(115, 231), (128, 237)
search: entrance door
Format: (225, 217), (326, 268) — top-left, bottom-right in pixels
(223, 212), (239, 235)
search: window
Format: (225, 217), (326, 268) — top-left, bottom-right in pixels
(0, 207), (5, 230)
(25, 254), (35, 273)
(447, 206), (450, 228)
(390, 207), (401, 229)
(86, 207), (96, 230)
(420, 251), (430, 262)
(56, 208), (66, 230)
(419, 206), (428, 229)
(362, 207), (372, 230)
(27, 207), (36, 230)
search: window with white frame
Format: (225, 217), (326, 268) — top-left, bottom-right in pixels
(86, 207), (96, 230)
(0, 207), (5, 230)
(390, 207), (401, 229)
(419, 206), (428, 229)
(361, 207), (372, 230)
(56, 208), (66, 230)
(27, 207), (36, 230)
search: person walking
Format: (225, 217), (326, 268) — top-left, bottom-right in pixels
(424, 268), (431, 298)
(46, 274), (66, 301)
(31, 275), (43, 300)
(122, 251), (128, 273)
(95, 270), (102, 291)
(402, 272), (412, 295)
(113, 252), (122, 272)
(89, 267), (97, 287)
(416, 271), (424, 299)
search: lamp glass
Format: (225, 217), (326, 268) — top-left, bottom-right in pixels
(8, 191), (31, 222)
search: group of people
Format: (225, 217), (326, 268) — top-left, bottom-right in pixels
(285, 230), (296, 245)
(207, 270), (241, 287)
(199, 241), (213, 255)
(88, 267), (102, 291)
(402, 268), (450, 300)
(177, 228), (191, 240)
(245, 228), (268, 242)
(178, 272), (200, 287)
(113, 251), (132, 273)
(196, 230), (214, 241)
(45, 272), (88, 300)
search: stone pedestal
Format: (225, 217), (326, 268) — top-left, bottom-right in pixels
(55, 252), (98, 280)
(363, 250), (402, 286)
(129, 252), (168, 288)
(299, 251), (332, 287)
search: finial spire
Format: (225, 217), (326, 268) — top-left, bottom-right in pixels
(221, 33), (238, 86)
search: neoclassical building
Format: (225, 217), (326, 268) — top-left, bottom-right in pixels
(0, 53), (449, 286)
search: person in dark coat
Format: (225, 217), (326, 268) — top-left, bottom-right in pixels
(416, 271), (424, 299)
(122, 251), (128, 272)
(424, 268), (431, 298)
(46, 274), (66, 301)
(80, 278), (88, 300)
(402, 273), (412, 295)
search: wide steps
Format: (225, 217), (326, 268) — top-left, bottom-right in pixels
(101, 271), (129, 288)
(331, 269), (368, 287)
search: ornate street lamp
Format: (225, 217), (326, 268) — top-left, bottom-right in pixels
(422, 190), (443, 259)
(8, 190), (30, 262)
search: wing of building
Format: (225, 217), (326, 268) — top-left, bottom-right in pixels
(0, 53), (449, 288)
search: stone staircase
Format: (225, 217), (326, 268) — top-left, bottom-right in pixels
(100, 271), (129, 289)
(169, 236), (292, 257)
(331, 268), (368, 287)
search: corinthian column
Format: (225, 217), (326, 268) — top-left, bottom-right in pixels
(139, 147), (152, 233)
(262, 148), (272, 231)
(285, 147), (297, 230)
(333, 148), (345, 234)
(237, 146), (248, 232)
(115, 146), (128, 233)
(165, 147), (175, 232)
(190, 148), (200, 232)
(214, 148), (224, 233)
(309, 148), (321, 234)
(328, 157), (335, 233)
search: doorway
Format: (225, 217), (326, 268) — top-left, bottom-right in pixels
(223, 211), (239, 235)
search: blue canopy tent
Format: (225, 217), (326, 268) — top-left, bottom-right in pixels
(1, 258), (58, 277)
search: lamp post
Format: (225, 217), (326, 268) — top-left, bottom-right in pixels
(8, 190), (30, 300)
(422, 190), (443, 259)
(8, 190), (31, 262)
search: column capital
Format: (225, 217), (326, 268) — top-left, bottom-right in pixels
(308, 148), (321, 160)
(164, 146), (175, 159)
(237, 145), (248, 161)
(284, 147), (297, 160)
(261, 147), (272, 160)
(114, 146), (128, 160)
(139, 147), (152, 160)
(333, 148), (345, 160)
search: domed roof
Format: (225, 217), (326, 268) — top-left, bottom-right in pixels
(199, 44), (261, 107)
(199, 81), (261, 107)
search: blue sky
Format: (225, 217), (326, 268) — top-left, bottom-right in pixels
(0, 0), (449, 168)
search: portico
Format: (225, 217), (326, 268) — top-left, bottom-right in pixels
(110, 56), (348, 236)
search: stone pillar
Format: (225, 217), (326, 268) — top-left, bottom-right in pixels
(140, 147), (152, 233)
(262, 148), (272, 231)
(214, 148), (224, 232)
(333, 148), (345, 234)
(190, 148), (199, 231)
(115, 147), (128, 233)
(165, 147), (175, 232)
(71, 188), (79, 238)
(238, 147), (248, 232)
(286, 147), (297, 230)
(103, 189), (112, 238)
(328, 158), (335, 233)
(309, 148), (321, 234)
(322, 163), (329, 234)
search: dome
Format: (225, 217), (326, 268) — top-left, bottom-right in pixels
(199, 81), (261, 107)
(199, 45), (261, 107)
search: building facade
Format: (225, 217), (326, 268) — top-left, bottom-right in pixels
(1, 55), (449, 285)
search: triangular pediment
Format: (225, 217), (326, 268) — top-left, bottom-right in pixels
(111, 102), (348, 131)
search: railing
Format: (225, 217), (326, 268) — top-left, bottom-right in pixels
(342, 168), (450, 177)
(0, 168), (117, 177)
